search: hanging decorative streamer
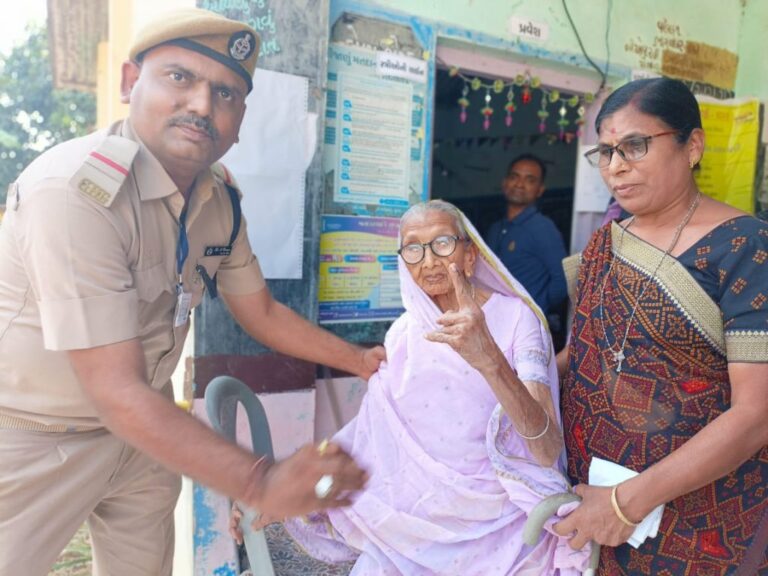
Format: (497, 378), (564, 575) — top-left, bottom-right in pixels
(537, 96), (549, 134)
(448, 67), (594, 138)
(482, 88), (493, 130)
(505, 86), (515, 127)
(458, 83), (470, 123)
(521, 85), (532, 105)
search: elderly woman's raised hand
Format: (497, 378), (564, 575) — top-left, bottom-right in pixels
(425, 263), (500, 372)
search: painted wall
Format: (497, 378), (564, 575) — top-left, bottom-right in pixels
(735, 0), (768, 98)
(100, 0), (763, 123)
(363, 0), (746, 96)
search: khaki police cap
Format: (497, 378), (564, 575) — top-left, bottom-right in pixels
(129, 8), (259, 92)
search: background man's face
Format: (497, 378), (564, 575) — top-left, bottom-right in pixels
(502, 159), (545, 207)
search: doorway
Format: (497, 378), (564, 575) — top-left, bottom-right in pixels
(430, 45), (593, 348)
(430, 69), (581, 245)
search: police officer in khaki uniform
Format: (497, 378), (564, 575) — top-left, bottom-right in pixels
(0, 8), (382, 576)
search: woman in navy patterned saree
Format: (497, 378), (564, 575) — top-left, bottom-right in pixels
(553, 78), (768, 575)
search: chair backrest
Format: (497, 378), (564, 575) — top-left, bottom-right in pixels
(204, 375), (277, 576)
(205, 375), (274, 459)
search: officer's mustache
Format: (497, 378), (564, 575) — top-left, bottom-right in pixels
(169, 115), (219, 140)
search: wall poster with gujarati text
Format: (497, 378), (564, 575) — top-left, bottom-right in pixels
(695, 99), (760, 213)
(319, 215), (403, 323)
(324, 43), (428, 217)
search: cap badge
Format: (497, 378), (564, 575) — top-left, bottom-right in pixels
(228, 31), (255, 61)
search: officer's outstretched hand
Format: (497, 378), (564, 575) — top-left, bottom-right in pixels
(358, 345), (386, 380)
(248, 441), (368, 520)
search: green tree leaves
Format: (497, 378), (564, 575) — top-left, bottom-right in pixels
(0, 25), (95, 202)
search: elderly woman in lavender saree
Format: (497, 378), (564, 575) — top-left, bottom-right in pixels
(283, 200), (589, 575)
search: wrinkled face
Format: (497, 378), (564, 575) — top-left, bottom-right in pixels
(597, 105), (703, 217)
(121, 45), (248, 183)
(399, 210), (477, 298)
(502, 159), (545, 206)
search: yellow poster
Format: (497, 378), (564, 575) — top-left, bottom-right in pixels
(695, 99), (759, 213)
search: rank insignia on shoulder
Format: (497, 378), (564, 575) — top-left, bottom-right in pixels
(211, 162), (233, 185)
(70, 135), (139, 207)
(211, 162), (242, 196)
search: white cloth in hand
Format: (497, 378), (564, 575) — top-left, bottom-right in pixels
(588, 457), (664, 549)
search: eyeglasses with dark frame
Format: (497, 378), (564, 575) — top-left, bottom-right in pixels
(397, 235), (468, 265)
(584, 130), (679, 168)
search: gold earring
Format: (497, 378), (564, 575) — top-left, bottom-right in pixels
(689, 159), (695, 169)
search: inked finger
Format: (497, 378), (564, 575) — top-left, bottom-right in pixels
(448, 263), (474, 307)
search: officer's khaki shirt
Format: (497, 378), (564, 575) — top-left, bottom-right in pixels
(0, 119), (265, 428)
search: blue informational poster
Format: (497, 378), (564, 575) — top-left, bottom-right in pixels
(319, 215), (404, 323)
(324, 43), (430, 217)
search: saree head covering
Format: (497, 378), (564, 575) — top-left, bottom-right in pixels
(286, 205), (590, 575)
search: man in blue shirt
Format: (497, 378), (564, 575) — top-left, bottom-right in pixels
(486, 154), (567, 315)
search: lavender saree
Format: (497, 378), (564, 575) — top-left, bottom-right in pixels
(286, 215), (588, 575)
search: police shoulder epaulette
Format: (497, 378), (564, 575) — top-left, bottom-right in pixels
(211, 162), (243, 198)
(69, 135), (139, 207)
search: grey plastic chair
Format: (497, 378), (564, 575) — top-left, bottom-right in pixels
(205, 375), (276, 576)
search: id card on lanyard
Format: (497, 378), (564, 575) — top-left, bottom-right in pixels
(174, 203), (192, 327)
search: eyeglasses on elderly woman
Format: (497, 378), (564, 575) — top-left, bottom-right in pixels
(584, 130), (679, 168)
(397, 234), (469, 265)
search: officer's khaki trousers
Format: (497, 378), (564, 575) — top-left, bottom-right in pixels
(0, 427), (181, 576)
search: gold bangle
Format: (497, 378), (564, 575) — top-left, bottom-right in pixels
(610, 484), (639, 527)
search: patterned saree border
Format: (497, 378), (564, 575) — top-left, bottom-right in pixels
(563, 253), (582, 304)
(610, 222), (726, 356)
(725, 330), (768, 362)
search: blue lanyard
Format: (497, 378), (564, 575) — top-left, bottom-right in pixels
(176, 204), (190, 287)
